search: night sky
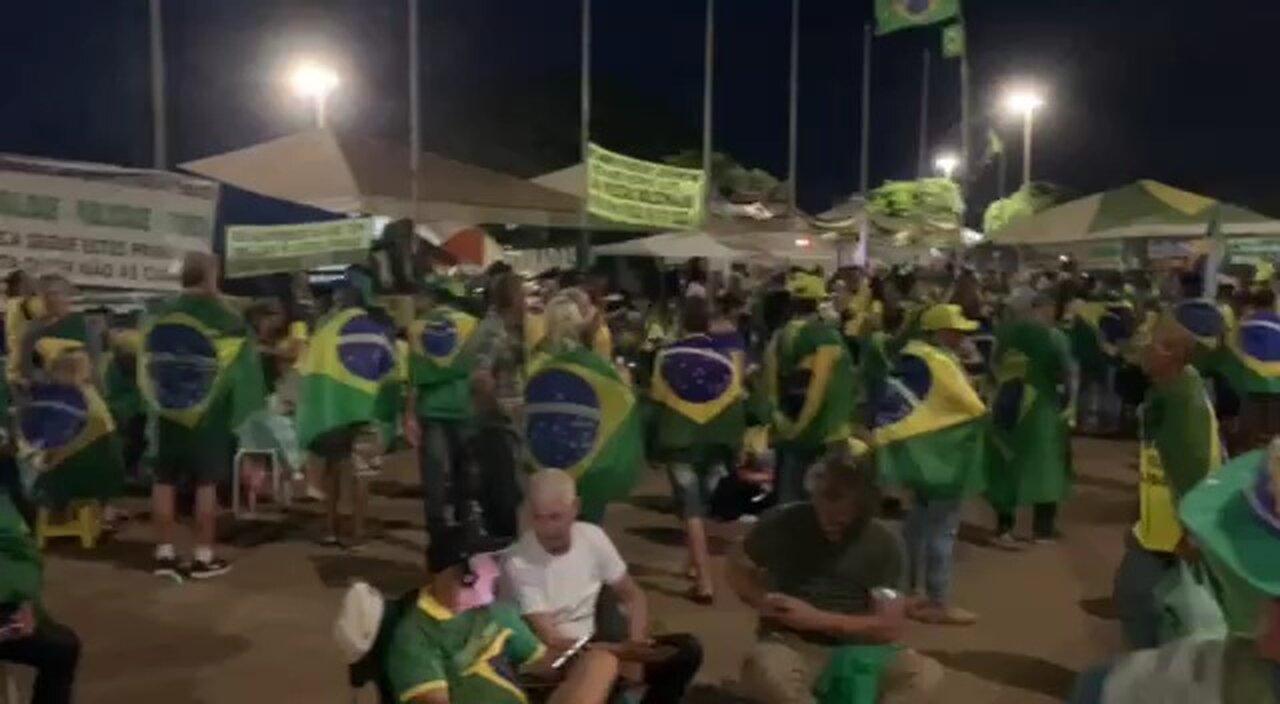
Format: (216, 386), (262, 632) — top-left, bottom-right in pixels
(3, 0), (1279, 222)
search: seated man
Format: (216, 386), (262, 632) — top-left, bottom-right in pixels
(381, 525), (617, 704)
(728, 454), (942, 704)
(503, 469), (703, 704)
(0, 491), (81, 704)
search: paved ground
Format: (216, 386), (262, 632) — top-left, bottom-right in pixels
(29, 436), (1136, 703)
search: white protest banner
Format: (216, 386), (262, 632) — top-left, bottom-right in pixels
(587, 143), (706, 230)
(224, 217), (375, 278)
(0, 154), (219, 291)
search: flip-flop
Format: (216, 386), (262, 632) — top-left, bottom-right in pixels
(686, 586), (715, 606)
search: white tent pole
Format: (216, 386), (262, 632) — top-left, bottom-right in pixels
(409, 0), (421, 224)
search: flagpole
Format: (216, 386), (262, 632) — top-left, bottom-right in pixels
(577, 0), (593, 270)
(701, 0), (715, 212)
(854, 22), (872, 268)
(408, 0), (421, 223)
(149, 0), (166, 169)
(916, 49), (930, 178)
(786, 0), (801, 217)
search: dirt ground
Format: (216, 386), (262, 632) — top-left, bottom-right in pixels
(27, 436), (1135, 703)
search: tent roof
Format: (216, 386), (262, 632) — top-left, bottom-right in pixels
(182, 129), (583, 228)
(990, 179), (1280, 245)
(592, 232), (742, 260)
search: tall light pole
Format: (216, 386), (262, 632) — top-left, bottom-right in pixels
(290, 62), (340, 128)
(934, 151), (959, 180)
(1004, 88), (1044, 188)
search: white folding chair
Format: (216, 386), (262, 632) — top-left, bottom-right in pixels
(231, 448), (287, 518)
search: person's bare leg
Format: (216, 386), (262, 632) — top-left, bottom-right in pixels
(151, 483), (177, 547)
(324, 461), (341, 540)
(548, 649), (618, 704)
(686, 517), (715, 597)
(349, 460), (367, 542)
(193, 483), (218, 550)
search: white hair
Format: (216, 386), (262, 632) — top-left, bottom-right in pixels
(545, 291), (587, 347)
(527, 468), (578, 509)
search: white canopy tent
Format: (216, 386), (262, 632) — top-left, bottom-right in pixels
(183, 129), (584, 228)
(592, 232), (742, 261)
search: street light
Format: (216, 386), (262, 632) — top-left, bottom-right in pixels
(1003, 87), (1045, 188)
(933, 152), (960, 180)
(290, 61), (340, 128)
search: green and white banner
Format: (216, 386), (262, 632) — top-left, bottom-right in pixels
(1226, 237), (1280, 265)
(587, 143), (706, 230)
(0, 155), (218, 290)
(225, 217), (375, 278)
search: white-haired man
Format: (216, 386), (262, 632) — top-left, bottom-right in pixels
(502, 469), (703, 703)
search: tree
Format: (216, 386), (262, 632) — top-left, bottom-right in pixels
(983, 182), (1070, 233)
(663, 150), (782, 202)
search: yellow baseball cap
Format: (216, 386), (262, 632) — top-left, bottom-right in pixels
(786, 272), (827, 301)
(920, 304), (979, 332)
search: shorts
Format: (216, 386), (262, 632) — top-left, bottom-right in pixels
(153, 419), (231, 487)
(310, 424), (382, 471)
(665, 461), (727, 520)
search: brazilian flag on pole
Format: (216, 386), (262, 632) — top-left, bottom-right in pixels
(297, 307), (399, 450)
(19, 313), (124, 505)
(872, 339), (988, 498)
(941, 23), (966, 59)
(1210, 310), (1280, 395)
(764, 319), (857, 449)
(875, 0), (960, 35)
(650, 333), (747, 461)
(139, 295), (266, 445)
(524, 346), (643, 517)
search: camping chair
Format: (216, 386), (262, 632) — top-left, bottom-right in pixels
(231, 449), (288, 518)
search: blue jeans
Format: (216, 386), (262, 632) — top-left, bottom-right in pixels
(417, 418), (469, 535)
(1112, 532), (1176, 650)
(902, 497), (962, 605)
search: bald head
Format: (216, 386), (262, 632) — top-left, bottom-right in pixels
(525, 469), (579, 554)
(1142, 315), (1195, 381)
(181, 252), (219, 292)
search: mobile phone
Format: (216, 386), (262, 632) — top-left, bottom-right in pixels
(550, 635), (591, 670)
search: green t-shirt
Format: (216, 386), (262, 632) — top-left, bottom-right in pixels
(1142, 366), (1219, 501)
(745, 504), (904, 645)
(385, 590), (546, 703)
(0, 494), (41, 608)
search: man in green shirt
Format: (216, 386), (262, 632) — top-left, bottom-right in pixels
(0, 492), (81, 704)
(1114, 309), (1222, 649)
(383, 527), (617, 704)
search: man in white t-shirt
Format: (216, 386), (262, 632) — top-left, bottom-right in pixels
(503, 469), (703, 704)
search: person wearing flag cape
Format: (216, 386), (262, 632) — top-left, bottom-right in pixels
(296, 268), (399, 549)
(872, 304), (986, 626)
(523, 292), (642, 526)
(763, 272), (857, 504)
(140, 253), (266, 580)
(985, 291), (1077, 549)
(404, 276), (480, 536)
(13, 274), (124, 516)
(1112, 303), (1224, 650)
(651, 296), (746, 604)
(1206, 284), (1280, 454)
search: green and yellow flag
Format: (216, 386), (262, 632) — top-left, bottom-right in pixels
(650, 332), (747, 459)
(408, 305), (479, 421)
(875, 0), (960, 35)
(296, 307), (399, 450)
(872, 339), (987, 498)
(139, 294), (266, 436)
(1209, 310), (1280, 395)
(524, 346), (642, 515)
(20, 313), (124, 505)
(764, 319), (857, 449)
(941, 23), (966, 59)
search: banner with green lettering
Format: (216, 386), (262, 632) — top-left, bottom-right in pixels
(0, 155), (219, 290)
(224, 217), (375, 278)
(587, 143), (706, 230)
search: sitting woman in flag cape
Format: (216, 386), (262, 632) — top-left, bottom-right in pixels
(985, 290), (1077, 549)
(523, 291), (642, 526)
(297, 268), (399, 549)
(650, 296), (746, 604)
(13, 274), (124, 512)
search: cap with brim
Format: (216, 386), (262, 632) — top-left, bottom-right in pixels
(1172, 299), (1224, 347)
(920, 304), (979, 332)
(1180, 450), (1280, 597)
(786, 272), (827, 301)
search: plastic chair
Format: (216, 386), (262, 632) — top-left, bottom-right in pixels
(232, 449), (289, 518)
(36, 500), (101, 549)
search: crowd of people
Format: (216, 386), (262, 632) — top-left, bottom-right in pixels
(1, 247), (1279, 704)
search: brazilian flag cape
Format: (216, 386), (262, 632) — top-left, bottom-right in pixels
(764, 318), (857, 450)
(872, 339), (988, 499)
(1067, 299), (1135, 380)
(1205, 310), (1280, 395)
(407, 305), (479, 421)
(524, 345), (642, 517)
(297, 307), (399, 450)
(140, 294), (266, 451)
(985, 321), (1073, 510)
(649, 332), (747, 463)
(19, 314), (124, 505)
